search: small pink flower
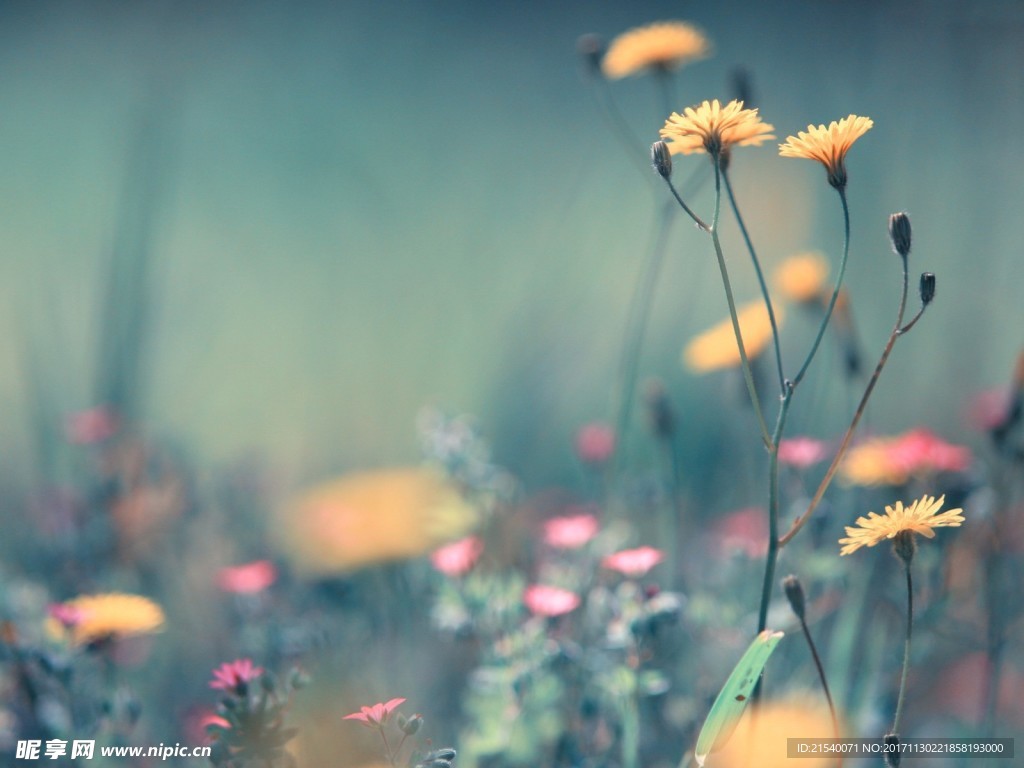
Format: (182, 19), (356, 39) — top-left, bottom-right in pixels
(66, 406), (119, 445)
(217, 560), (278, 594)
(576, 423), (615, 464)
(48, 603), (87, 628)
(711, 507), (768, 558)
(343, 697), (407, 728)
(430, 536), (483, 576)
(888, 429), (971, 475)
(965, 388), (1012, 432)
(601, 546), (664, 577)
(777, 436), (828, 469)
(523, 585), (581, 617)
(544, 511), (600, 549)
(209, 659), (264, 691)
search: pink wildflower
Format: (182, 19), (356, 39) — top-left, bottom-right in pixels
(576, 423), (615, 464)
(543, 510), (600, 549)
(430, 536), (483, 576)
(343, 697), (407, 728)
(711, 507), (768, 558)
(601, 546), (664, 577)
(965, 389), (1012, 432)
(523, 585), (581, 617)
(888, 429), (971, 475)
(48, 603), (87, 628)
(66, 406), (119, 445)
(217, 560), (278, 594)
(777, 436), (828, 469)
(209, 659), (264, 691)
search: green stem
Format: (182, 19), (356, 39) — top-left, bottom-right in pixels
(722, 168), (785, 394)
(663, 175), (709, 231)
(892, 560), (914, 734)
(793, 186), (851, 388)
(622, 690), (639, 768)
(757, 387), (792, 633)
(799, 615), (841, 753)
(709, 157), (772, 448)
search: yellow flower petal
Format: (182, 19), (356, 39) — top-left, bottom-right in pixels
(601, 21), (711, 79)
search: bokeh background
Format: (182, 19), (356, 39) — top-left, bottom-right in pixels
(1, 0), (1022, 764)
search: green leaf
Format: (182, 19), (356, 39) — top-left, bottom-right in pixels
(693, 629), (784, 766)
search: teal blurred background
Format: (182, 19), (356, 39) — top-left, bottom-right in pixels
(2, 0), (1021, 493)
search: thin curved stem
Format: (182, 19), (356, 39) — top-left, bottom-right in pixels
(722, 168), (785, 394)
(710, 158), (772, 448)
(799, 614), (841, 753)
(585, 72), (653, 180)
(793, 186), (851, 388)
(892, 560), (914, 734)
(780, 250), (912, 547)
(662, 176), (709, 231)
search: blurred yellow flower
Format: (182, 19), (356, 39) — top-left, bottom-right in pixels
(684, 301), (783, 373)
(279, 468), (478, 575)
(660, 99), (774, 157)
(52, 593), (165, 646)
(839, 494), (964, 556)
(601, 21), (711, 79)
(774, 252), (829, 303)
(839, 438), (906, 486)
(779, 114), (873, 188)
(710, 698), (836, 767)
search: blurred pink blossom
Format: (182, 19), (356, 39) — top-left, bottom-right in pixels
(601, 546), (664, 577)
(888, 428), (971, 475)
(777, 436), (828, 468)
(965, 388), (1013, 432)
(711, 507), (768, 558)
(48, 603), (86, 628)
(343, 697), (406, 728)
(217, 560), (278, 594)
(576, 423), (615, 464)
(544, 511), (600, 549)
(209, 659), (264, 691)
(430, 536), (483, 576)
(66, 406), (119, 445)
(523, 585), (580, 617)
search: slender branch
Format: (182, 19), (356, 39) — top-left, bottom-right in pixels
(662, 175), (709, 231)
(892, 560), (914, 733)
(722, 168), (786, 394)
(709, 157), (772, 448)
(757, 387), (792, 633)
(793, 186), (852, 387)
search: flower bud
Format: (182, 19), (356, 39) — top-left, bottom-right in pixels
(782, 575), (806, 621)
(884, 733), (901, 767)
(651, 141), (672, 179)
(888, 212), (912, 258)
(401, 714), (423, 735)
(576, 34), (604, 77)
(919, 272), (935, 306)
(644, 378), (676, 440)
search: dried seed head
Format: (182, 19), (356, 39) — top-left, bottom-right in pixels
(919, 272), (936, 306)
(888, 212), (912, 258)
(651, 141), (673, 179)
(782, 574), (806, 621)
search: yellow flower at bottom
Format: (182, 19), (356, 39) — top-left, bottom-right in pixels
(54, 593), (165, 646)
(278, 468), (478, 575)
(774, 252), (830, 303)
(601, 21), (711, 79)
(839, 494), (964, 556)
(684, 301), (783, 373)
(711, 698), (836, 768)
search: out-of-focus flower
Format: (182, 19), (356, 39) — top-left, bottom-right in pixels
(217, 560), (278, 594)
(50, 593), (165, 646)
(523, 585), (580, 617)
(710, 699), (837, 767)
(343, 698), (406, 728)
(278, 468), (478, 575)
(660, 99), (774, 157)
(710, 507), (767, 558)
(840, 429), (971, 486)
(779, 114), (873, 188)
(66, 405), (119, 444)
(839, 494), (964, 556)
(430, 536), (483, 576)
(601, 21), (711, 79)
(777, 437), (828, 469)
(684, 300), (783, 372)
(576, 423), (615, 464)
(773, 253), (829, 303)
(543, 511), (600, 549)
(965, 388), (1013, 432)
(602, 546), (664, 577)
(209, 659), (264, 691)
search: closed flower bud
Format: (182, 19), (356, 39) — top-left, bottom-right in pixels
(782, 575), (806, 621)
(644, 378), (676, 440)
(919, 272), (935, 306)
(651, 141), (672, 179)
(401, 714), (423, 735)
(888, 212), (912, 258)
(884, 733), (901, 767)
(576, 34), (604, 76)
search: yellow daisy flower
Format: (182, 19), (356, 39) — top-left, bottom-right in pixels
(711, 698), (837, 768)
(779, 115), (873, 188)
(601, 21), (711, 80)
(684, 300), (783, 373)
(660, 99), (775, 158)
(838, 494), (964, 556)
(773, 252), (829, 303)
(53, 593), (165, 646)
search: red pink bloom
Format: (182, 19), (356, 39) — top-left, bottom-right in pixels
(543, 511), (600, 549)
(209, 659), (264, 691)
(777, 436), (828, 468)
(217, 560), (278, 594)
(601, 546), (664, 577)
(343, 697), (407, 728)
(430, 536), (483, 576)
(523, 585), (581, 617)
(576, 423), (615, 464)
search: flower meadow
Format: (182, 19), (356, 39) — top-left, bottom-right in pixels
(1, 4), (1023, 768)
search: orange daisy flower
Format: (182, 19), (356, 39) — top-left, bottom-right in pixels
(779, 115), (873, 188)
